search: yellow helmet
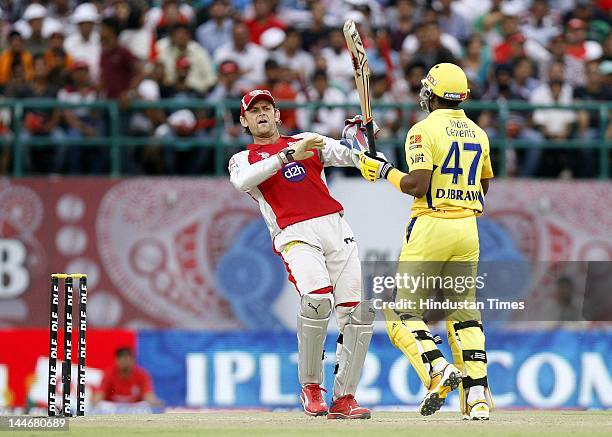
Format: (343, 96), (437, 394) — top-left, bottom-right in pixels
(419, 63), (469, 112)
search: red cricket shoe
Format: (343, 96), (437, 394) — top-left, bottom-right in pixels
(300, 384), (328, 417)
(327, 394), (371, 420)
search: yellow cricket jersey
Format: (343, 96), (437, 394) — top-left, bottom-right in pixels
(405, 109), (494, 218)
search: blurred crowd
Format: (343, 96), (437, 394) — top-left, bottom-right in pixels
(0, 0), (610, 176)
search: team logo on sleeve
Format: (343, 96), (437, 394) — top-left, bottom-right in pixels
(409, 134), (422, 149)
(282, 162), (307, 182)
(411, 153), (425, 164)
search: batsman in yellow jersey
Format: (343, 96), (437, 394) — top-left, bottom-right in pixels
(358, 63), (494, 420)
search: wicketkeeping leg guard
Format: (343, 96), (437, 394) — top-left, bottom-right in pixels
(297, 293), (332, 385)
(333, 301), (375, 398)
(385, 309), (445, 388)
(446, 320), (494, 414)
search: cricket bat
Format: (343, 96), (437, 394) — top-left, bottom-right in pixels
(343, 19), (377, 155)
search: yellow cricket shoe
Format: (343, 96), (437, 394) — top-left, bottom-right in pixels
(466, 399), (490, 420)
(419, 363), (462, 416)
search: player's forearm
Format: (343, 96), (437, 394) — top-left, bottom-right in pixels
(322, 139), (356, 167)
(386, 168), (428, 198)
(230, 156), (282, 192)
(481, 178), (490, 196)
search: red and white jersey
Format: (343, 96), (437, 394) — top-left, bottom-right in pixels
(228, 133), (356, 237)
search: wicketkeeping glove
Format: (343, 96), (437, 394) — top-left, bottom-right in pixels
(277, 135), (326, 164)
(358, 151), (394, 182)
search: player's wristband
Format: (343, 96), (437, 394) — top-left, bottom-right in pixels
(380, 162), (394, 179)
(386, 168), (406, 192)
(277, 148), (295, 165)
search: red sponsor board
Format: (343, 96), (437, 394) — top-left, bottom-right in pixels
(0, 329), (135, 408)
(0, 178), (257, 329)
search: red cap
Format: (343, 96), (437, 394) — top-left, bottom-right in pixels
(176, 57), (191, 69)
(240, 89), (275, 115)
(567, 18), (586, 30)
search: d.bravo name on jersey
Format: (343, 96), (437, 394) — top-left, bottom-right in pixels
(435, 188), (482, 201)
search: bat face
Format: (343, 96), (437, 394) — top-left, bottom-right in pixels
(343, 19), (377, 154)
(343, 20), (370, 79)
(343, 19), (373, 125)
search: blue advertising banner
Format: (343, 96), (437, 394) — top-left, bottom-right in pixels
(137, 329), (611, 410)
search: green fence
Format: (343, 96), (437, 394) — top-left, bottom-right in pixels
(0, 99), (610, 178)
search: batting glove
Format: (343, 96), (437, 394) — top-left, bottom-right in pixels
(358, 151), (394, 182)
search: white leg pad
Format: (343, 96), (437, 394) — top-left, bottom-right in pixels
(297, 294), (332, 385)
(333, 301), (375, 398)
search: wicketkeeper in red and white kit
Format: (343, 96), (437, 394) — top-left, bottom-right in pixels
(229, 90), (375, 419)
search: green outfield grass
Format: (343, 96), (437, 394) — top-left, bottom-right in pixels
(3, 411), (611, 437)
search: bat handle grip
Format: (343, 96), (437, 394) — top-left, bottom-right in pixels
(365, 122), (377, 155)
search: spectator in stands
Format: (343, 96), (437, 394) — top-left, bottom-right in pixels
(388, 0), (418, 52)
(0, 31), (33, 89)
(472, 0), (506, 48)
(531, 61), (576, 177)
(391, 61), (427, 128)
(564, 18), (603, 63)
(403, 19), (457, 70)
(531, 61), (576, 140)
(296, 69), (346, 138)
(156, 23), (216, 94)
(44, 21), (74, 72)
(58, 61), (102, 174)
(512, 57), (541, 100)
(64, 3), (101, 82)
(214, 21), (267, 86)
(574, 60), (611, 177)
(482, 64), (522, 101)
(92, 347), (162, 407)
(47, 0), (73, 34)
(118, 3), (155, 62)
(543, 32), (585, 87)
(21, 3), (48, 57)
(245, 0), (285, 45)
(273, 28), (315, 86)
(493, 32), (527, 65)
(160, 57), (200, 99)
(154, 0), (192, 40)
(436, 0), (470, 44)
(320, 28), (354, 91)
(460, 35), (490, 98)
(15, 55), (64, 173)
(481, 64), (544, 177)
(520, 0), (562, 47)
(259, 58), (298, 134)
(299, 1), (330, 53)
(208, 59), (250, 141)
(100, 16), (142, 105)
(196, 0), (233, 58)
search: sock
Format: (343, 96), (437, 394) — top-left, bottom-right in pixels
(431, 357), (448, 374)
(467, 385), (485, 403)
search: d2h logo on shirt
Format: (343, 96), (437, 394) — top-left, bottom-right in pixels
(282, 162), (307, 182)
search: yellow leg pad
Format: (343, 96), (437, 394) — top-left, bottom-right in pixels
(458, 326), (486, 380)
(446, 320), (466, 414)
(448, 320), (490, 413)
(384, 309), (445, 387)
